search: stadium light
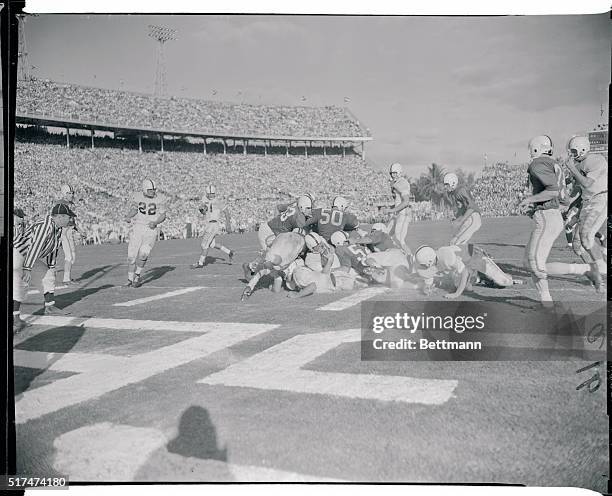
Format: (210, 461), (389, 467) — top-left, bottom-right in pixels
(148, 24), (177, 97)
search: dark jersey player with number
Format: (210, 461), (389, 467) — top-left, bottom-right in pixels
(304, 197), (359, 242)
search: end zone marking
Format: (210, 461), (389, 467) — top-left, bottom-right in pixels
(28, 285), (68, 295)
(201, 328), (458, 405)
(14, 350), (130, 373)
(317, 287), (389, 311)
(113, 286), (206, 307)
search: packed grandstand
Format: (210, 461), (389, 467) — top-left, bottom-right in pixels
(14, 79), (528, 243)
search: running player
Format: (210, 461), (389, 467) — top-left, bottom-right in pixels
(563, 135), (607, 282)
(386, 163), (413, 255)
(443, 173), (482, 245)
(191, 185), (234, 269)
(13, 203), (75, 333)
(55, 184), (79, 284)
(124, 179), (168, 288)
(518, 136), (600, 303)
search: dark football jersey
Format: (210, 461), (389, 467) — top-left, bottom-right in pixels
(335, 244), (370, 272)
(267, 206), (306, 234)
(446, 186), (480, 217)
(306, 207), (359, 242)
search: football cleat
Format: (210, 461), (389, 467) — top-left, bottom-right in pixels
(585, 270), (605, 294)
(190, 262), (205, 270)
(228, 251), (234, 264)
(132, 275), (143, 288)
(13, 316), (28, 335)
(125, 279), (133, 288)
(241, 287), (253, 301)
(44, 304), (66, 316)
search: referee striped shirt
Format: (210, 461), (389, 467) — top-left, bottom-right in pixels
(13, 215), (62, 270)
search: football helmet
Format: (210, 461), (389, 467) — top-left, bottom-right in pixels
(389, 162), (403, 179)
(414, 245), (437, 268)
(305, 232), (325, 251)
(206, 185), (216, 198)
(330, 230), (350, 247)
(142, 179), (157, 197)
(567, 135), (590, 161)
(443, 173), (459, 191)
(297, 195), (313, 216)
(332, 196), (349, 211)
(528, 135), (553, 159)
(371, 223), (387, 233)
(60, 184), (74, 197)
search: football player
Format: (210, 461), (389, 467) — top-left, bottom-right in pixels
(13, 203), (75, 333)
(517, 136), (600, 303)
(241, 231), (306, 301)
(386, 163), (413, 255)
(330, 230), (387, 285)
(13, 207), (26, 241)
(124, 179), (167, 288)
(191, 185), (234, 269)
(443, 173), (482, 245)
(563, 136), (607, 281)
(55, 184), (79, 284)
(303, 196), (359, 243)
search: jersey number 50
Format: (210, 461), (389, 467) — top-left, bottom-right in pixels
(320, 209), (343, 226)
(138, 202), (157, 215)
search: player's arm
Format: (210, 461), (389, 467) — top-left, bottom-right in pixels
(124, 202), (139, 222)
(565, 158), (596, 190)
(321, 249), (335, 274)
(444, 267), (470, 299)
(287, 282), (317, 298)
(302, 209), (321, 228)
(343, 213), (359, 231)
(520, 164), (559, 206)
(390, 196), (411, 215)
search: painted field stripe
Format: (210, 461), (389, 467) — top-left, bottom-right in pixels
(13, 350), (130, 373)
(113, 286), (206, 307)
(53, 422), (343, 482)
(20, 314), (274, 333)
(15, 323), (277, 423)
(201, 328), (457, 405)
(28, 285), (69, 295)
(317, 287), (389, 311)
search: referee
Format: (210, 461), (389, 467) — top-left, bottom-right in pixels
(13, 203), (75, 334)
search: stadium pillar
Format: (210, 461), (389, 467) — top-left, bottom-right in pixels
(223, 139), (227, 154)
(203, 138), (207, 155)
(160, 134), (164, 153)
(243, 140), (247, 155)
(342, 142), (345, 158)
(323, 142), (326, 156)
(286, 141), (289, 157)
(138, 135), (142, 153)
(264, 141), (267, 156)
(91, 129), (95, 149)
(305, 141), (308, 157)
(66, 127), (70, 148)
(361, 142), (366, 160)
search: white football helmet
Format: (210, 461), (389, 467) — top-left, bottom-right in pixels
(371, 223), (387, 233)
(142, 179), (157, 197)
(305, 232), (325, 250)
(389, 162), (403, 179)
(443, 173), (459, 191)
(330, 230), (350, 247)
(60, 184), (74, 197)
(332, 196), (349, 211)
(414, 245), (437, 268)
(528, 135), (553, 159)
(567, 135), (590, 161)
(297, 195), (313, 216)
(206, 185), (216, 198)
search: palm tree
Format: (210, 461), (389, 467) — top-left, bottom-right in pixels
(418, 163), (447, 210)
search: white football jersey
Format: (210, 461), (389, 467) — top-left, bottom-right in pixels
(201, 198), (225, 222)
(132, 192), (167, 226)
(391, 177), (411, 207)
(579, 154), (607, 200)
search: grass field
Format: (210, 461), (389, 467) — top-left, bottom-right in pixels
(13, 216), (608, 490)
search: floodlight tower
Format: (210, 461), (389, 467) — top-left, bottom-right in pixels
(148, 25), (177, 97)
(17, 14), (32, 81)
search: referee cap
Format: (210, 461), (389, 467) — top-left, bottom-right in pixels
(52, 203), (77, 217)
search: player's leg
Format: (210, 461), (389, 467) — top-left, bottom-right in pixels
(394, 213), (411, 254)
(62, 227), (77, 284)
(451, 212), (482, 246)
(133, 229), (157, 287)
(12, 248), (28, 333)
(126, 225), (142, 286)
(192, 223), (217, 268)
(577, 195), (607, 287)
(41, 260), (64, 315)
(210, 224), (234, 264)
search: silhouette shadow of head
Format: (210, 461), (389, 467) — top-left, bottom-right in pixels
(167, 406), (228, 462)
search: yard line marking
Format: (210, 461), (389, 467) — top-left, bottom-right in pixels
(14, 350), (130, 373)
(317, 287), (389, 311)
(20, 314), (274, 334)
(15, 322), (277, 423)
(113, 286), (206, 307)
(53, 422), (343, 482)
(201, 328), (458, 405)
(28, 285), (68, 295)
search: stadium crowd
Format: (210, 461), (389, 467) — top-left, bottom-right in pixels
(17, 79), (367, 139)
(472, 161), (528, 217)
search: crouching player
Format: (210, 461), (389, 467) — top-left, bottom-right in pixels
(124, 179), (167, 288)
(241, 231), (306, 301)
(414, 244), (514, 299)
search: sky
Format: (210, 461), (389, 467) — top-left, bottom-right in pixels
(21, 12), (610, 176)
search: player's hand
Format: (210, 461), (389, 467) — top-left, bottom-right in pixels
(22, 271), (32, 285)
